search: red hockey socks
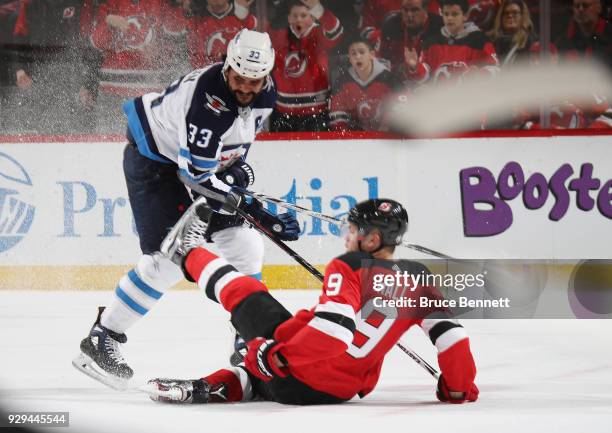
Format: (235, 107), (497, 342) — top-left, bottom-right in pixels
(185, 247), (268, 312)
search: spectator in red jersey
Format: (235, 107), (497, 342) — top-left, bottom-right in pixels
(488, 0), (539, 66)
(141, 197), (479, 406)
(269, 0), (343, 132)
(379, 0), (443, 80)
(185, 0), (257, 68)
(556, 0), (611, 70)
(404, 0), (499, 85)
(89, 0), (175, 133)
(330, 38), (400, 131)
(9, 0), (101, 133)
(90, 0), (171, 97)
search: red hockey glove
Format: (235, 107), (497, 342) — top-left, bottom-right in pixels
(436, 375), (479, 403)
(244, 338), (288, 382)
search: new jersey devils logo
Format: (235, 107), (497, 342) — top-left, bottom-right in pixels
(284, 51), (307, 78)
(378, 202), (392, 213)
(433, 61), (469, 85)
(119, 15), (155, 52)
(206, 31), (228, 63)
(357, 99), (382, 126)
(63, 7), (75, 19)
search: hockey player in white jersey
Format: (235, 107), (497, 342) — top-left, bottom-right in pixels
(72, 29), (300, 390)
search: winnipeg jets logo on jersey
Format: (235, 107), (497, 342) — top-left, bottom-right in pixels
(284, 52), (308, 78)
(205, 93), (230, 115)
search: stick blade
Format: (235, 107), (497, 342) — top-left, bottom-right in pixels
(386, 60), (612, 136)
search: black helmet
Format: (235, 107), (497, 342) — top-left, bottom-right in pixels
(347, 199), (408, 247)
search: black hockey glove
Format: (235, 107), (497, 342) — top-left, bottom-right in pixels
(216, 160), (255, 189)
(243, 199), (300, 241)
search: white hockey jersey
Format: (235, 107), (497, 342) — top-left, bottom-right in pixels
(123, 63), (276, 208)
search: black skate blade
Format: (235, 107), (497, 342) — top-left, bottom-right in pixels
(72, 353), (129, 391)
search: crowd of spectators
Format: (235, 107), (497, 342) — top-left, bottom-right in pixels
(0, 0), (610, 135)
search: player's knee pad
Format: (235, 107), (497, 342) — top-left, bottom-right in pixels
(210, 226), (264, 276)
(135, 253), (185, 292)
(230, 291), (293, 341)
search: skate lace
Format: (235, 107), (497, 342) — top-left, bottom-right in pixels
(105, 337), (126, 364)
(181, 218), (208, 253)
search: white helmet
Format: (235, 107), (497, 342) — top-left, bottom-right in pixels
(224, 29), (275, 79)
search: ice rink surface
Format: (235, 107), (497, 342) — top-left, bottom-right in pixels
(1, 290), (611, 433)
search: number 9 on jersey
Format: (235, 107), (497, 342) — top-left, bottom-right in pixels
(325, 273), (343, 296)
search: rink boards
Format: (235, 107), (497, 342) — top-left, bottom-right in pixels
(0, 133), (610, 290)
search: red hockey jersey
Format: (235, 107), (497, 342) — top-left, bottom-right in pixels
(273, 252), (477, 400)
(269, 6), (343, 116)
(408, 22), (499, 84)
(330, 58), (399, 131)
(186, 2), (256, 68)
(90, 0), (166, 96)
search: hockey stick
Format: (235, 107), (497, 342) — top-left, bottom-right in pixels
(395, 342), (440, 379)
(179, 173), (323, 281)
(386, 60), (612, 135)
(178, 173), (440, 380)
(233, 186), (455, 260)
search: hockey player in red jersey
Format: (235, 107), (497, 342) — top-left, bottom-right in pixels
(269, 0), (343, 132)
(405, 0), (499, 84)
(186, 0), (257, 68)
(143, 197), (479, 405)
(330, 38), (400, 131)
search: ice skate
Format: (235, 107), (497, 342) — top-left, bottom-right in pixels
(141, 378), (228, 404)
(160, 196), (213, 265)
(72, 307), (133, 390)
